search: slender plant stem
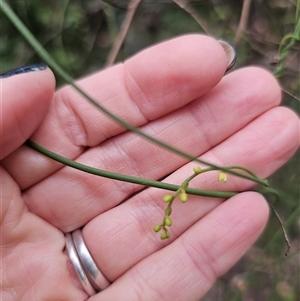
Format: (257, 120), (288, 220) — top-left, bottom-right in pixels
(172, 0), (211, 35)
(26, 140), (237, 199)
(270, 205), (291, 256)
(1, 1), (268, 187)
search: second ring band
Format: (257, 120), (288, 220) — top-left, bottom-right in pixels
(65, 229), (111, 296)
(65, 233), (96, 296)
(72, 229), (111, 291)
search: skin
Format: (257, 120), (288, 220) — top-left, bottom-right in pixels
(1, 35), (299, 301)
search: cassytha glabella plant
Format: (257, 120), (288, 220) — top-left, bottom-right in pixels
(0, 1), (291, 255)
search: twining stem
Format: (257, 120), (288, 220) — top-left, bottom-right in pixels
(1, 1), (268, 187)
(198, 165), (263, 182)
(26, 140), (237, 199)
(172, 0), (211, 35)
(270, 205), (291, 256)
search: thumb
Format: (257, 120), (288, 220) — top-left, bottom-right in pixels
(0, 63), (55, 159)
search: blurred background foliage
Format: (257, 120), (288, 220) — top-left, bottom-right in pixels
(1, 0), (299, 300)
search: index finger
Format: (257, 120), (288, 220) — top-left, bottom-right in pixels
(3, 34), (230, 189)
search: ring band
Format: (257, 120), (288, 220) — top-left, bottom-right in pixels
(72, 229), (110, 291)
(65, 233), (96, 296)
(65, 229), (111, 296)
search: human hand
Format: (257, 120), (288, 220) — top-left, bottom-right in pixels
(1, 35), (299, 301)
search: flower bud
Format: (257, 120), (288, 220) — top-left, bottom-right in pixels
(160, 232), (167, 239)
(153, 224), (162, 232)
(218, 171), (228, 183)
(163, 194), (173, 203)
(164, 216), (172, 226)
(193, 166), (202, 174)
(160, 230), (170, 240)
(180, 192), (188, 203)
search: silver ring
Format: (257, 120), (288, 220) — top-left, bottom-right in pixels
(65, 233), (96, 296)
(72, 229), (110, 291)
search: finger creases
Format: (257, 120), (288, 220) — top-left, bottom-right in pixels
(90, 193), (269, 301)
(81, 106), (298, 283)
(22, 66), (283, 231)
(0, 167), (85, 301)
(3, 35), (228, 189)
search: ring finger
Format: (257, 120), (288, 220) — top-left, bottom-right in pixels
(82, 105), (298, 282)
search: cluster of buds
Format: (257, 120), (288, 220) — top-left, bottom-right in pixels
(154, 166), (229, 240)
(153, 193), (176, 239)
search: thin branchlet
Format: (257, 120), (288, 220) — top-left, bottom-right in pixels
(271, 205), (291, 256)
(154, 166), (291, 257)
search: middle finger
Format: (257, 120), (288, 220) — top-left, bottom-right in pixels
(23, 67), (280, 230)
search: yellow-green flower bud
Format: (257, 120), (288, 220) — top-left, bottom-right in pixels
(153, 224), (162, 232)
(164, 216), (172, 226)
(160, 231), (167, 239)
(218, 171), (228, 183)
(163, 194), (173, 203)
(193, 166), (202, 174)
(160, 230), (170, 240)
(180, 192), (188, 203)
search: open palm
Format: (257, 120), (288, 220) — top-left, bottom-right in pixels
(1, 35), (299, 301)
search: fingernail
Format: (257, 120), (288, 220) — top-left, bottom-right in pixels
(218, 40), (236, 72)
(0, 62), (48, 79)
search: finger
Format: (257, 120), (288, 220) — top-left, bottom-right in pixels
(90, 192), (269, 301)
(23, 67), (281, 230)
(0, 66), (54, 159)
(3, 34), (229, 188)
(81, 105), (298, 281)
(0, 167), (85, 300)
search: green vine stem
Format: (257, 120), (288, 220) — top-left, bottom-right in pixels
(1, 1), (268, 187)
(27, 140), (287, 249)
(26, 140), (237, 199)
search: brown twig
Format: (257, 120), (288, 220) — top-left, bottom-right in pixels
(234, 0), (252, 46)
(105, 0), (142, 67)
(172, 0), (211, 35)
(271, 205), (291, 256)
